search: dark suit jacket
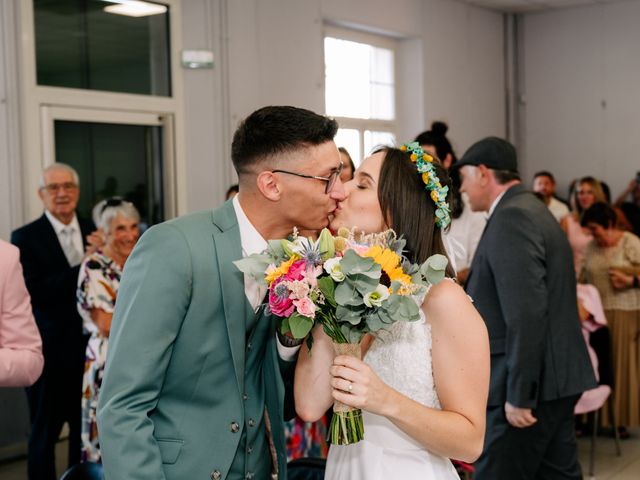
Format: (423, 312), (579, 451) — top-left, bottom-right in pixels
(11, 214), (95, 368)
(466, 184), (596, 409)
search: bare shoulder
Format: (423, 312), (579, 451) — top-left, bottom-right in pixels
(422, 279), (476, 326)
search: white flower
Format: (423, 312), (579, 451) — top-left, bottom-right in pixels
(323, 257), (345, 282)
(363, 284), (390, 308)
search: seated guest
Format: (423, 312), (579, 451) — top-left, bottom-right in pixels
(580, 202), (640, 438)
(0, 239), (43, 387)
(11, 163), (95, 480)
(532, 171), (569, 222)
(77, 199), (140, 463)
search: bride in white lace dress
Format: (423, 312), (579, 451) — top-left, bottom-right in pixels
(295, 146), (490, 479)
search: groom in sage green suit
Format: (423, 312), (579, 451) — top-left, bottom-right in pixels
(97, 106), (346, 480)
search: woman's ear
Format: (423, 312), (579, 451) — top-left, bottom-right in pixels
(256, 171), (281, 201)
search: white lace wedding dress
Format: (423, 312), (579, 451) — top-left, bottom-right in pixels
(325, 307), (459, 479)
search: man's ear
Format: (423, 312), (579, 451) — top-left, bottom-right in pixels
(256, 171), (281, 201)
(477, 164), (491, 185)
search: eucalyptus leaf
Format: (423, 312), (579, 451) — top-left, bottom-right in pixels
(317, 276), (336, 306)
(340, 250), (381, 278)
(420, 254), (448, 285)
(335, 282), (364, 306)
(289, 313), (314, 339)
(233, 255), (271, 282)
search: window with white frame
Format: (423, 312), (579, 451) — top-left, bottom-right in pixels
(324, 28), (397, 167)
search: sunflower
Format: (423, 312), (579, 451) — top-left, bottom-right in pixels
(265, 256), (298, 285)
(364, 245), (412, 285)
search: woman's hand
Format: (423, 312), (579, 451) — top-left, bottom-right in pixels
(330, 354), (394, 417)
(609, 269), (634, 289)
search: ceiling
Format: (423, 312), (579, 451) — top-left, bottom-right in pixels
(462, 0), (630, 13)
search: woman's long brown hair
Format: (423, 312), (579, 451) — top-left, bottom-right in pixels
(376, 147), (456, 278)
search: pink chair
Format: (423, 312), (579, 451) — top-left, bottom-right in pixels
(575, 284), (621, 477)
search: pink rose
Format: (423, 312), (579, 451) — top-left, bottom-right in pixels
(269, 278), (295, 317)
(294, 297), (317, 318)
(285, 259), (306, 281)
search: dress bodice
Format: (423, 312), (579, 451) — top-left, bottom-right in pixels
(365, 307), (441, 410)
(326, 297), (459, 479)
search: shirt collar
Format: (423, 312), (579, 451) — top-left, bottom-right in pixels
(232, 195), (268, 257)
(45, 210), (80, 234)
(487, 190), (507, 218)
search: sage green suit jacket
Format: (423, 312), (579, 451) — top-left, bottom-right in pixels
(97, 202), (293, 479)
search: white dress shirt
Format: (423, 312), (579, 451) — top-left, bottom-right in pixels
(488, 190), (508, 218)
(44, 210), (83, 259)
(232, 196), (300, 360)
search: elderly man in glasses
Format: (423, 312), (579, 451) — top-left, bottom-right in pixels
(11, 163), (95, 480)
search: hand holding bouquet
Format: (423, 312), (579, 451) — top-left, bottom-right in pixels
(235, 227), (448, 444)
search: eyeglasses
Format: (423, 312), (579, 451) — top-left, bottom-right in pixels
(272, 161), (343, 194)
(41, 182), (78, 193)
(101, 197), (124, 213)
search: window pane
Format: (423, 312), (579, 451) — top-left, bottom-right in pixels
(364, 131), (395, 156)
(334, 128), (361, 167)
(34, 0), (171, 96)
(54, 120), (165, 228)
(325, 36), (394, 121)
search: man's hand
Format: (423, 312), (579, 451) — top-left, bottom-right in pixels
(505, 401), (537, 428)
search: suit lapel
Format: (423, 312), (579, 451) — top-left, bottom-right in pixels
(37, 215), (70, 268)
(212, 202), (251, 393)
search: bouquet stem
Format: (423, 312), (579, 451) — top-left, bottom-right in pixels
(329, 342), (364, 445)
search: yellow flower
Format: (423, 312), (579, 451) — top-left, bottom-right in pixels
(422, 172), (430, 184)
(265, 256), (298, 285)
(410, 153), (418, 162)
(400, 145), (407, 151)
(423, 154), (433, 163)
(431, 190), (439, 202)
(364, 246), (412, 285)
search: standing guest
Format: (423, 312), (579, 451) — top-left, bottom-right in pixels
(77, 199), (140, 463)
(11, 163), (95, 480)
(338, 147), (355, 183)
(458, 137), (595, 479)
(416, 121), (485, 284)
(97, 106), (346, 480)
(0, 239), (43, 387)
(580, 202), (640, 438)
(613, 175), (640, 236)
(561, 176), (606, 274)
(532, 171), (570, 222)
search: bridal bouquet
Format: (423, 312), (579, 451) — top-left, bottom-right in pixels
(234, 227), (448, 445)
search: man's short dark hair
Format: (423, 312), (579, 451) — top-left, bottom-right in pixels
(534, 171), (555, 183)
(231, 106), (338, 174)
(492, 169), (521, 184)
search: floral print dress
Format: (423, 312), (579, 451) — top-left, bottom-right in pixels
(76, 251), (121, 463)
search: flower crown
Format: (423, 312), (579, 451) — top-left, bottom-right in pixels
(400, 142), (451, 228)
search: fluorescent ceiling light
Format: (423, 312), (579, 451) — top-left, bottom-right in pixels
(103, 1), (167, 17)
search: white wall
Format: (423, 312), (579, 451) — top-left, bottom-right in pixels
(1, 0), (505, 238)
(519, 0), (640, 200)
(0, 1), (22, 241)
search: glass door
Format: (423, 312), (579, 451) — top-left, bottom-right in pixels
(41, 107), (175, 228)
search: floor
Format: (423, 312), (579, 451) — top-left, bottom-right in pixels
(0, 429), (639, 479)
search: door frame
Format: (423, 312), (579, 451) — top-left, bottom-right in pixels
(40, 106), (177, 220)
